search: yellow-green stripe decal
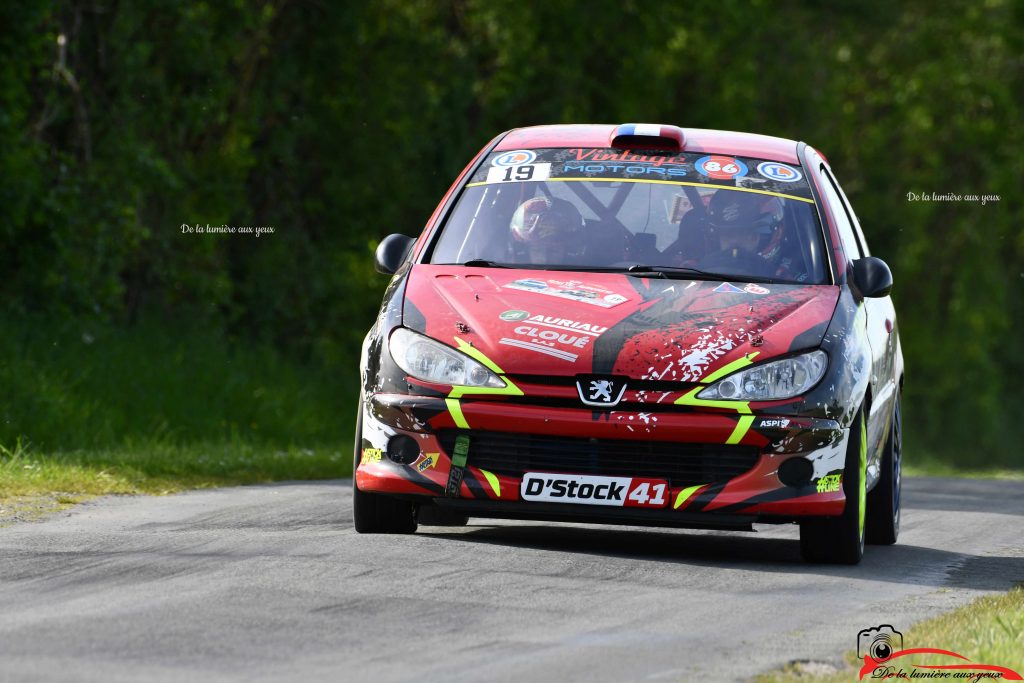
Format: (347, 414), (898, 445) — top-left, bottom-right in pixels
(479, 469), (501, 498)
(445, 398), (469, 429)
(673, 485), (705, 510)
(454, 336), (504, 374)
(675, 387), (751, 414)
(702, 352), (760, 383)
(447, 338), (523, 403)
(674, 352), (760, 415)
(726, 415), (756, 445)
(444, 337), (523, 431)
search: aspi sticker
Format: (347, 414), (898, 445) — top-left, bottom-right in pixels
(696, 155), (748, 180)
(492, 150), (537, 167)
(757, 161), (803, 183)
(744, 283), (770, 295)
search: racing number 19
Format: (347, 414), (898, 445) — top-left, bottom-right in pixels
(502, 165), (535, 181)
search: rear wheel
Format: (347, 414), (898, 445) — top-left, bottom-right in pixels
(800, 407), (867, 564)
(352, 401), (417, 534)
(866, 391), (901, 545)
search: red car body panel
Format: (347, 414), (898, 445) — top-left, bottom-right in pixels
(403, 265), (838, 382)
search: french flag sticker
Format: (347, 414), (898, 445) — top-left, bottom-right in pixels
(619, 124), (663, 137)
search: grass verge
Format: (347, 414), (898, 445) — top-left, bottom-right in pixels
(0, 438), (350, 496)
(755, 586), (1024, 682)
(0, 437), (351, 524)
(0, 314), (356, 523)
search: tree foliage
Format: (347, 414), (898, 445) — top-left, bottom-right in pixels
(2, 0), (1022, 465)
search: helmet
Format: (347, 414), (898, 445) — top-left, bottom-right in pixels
(700, 190), (784, 277)
(509, 197), (584, 263)
(706, 190), (777, 237)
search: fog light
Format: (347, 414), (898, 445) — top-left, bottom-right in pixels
(778, 457), (813, 488)
(387, 435), (420, 464)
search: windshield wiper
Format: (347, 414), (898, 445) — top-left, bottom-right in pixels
(452, 260), (775, 284)
(458, 259), (509, 268)
(624, 264), (777, 284)
(454, 262), (620, 272)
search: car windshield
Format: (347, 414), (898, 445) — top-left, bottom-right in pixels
(429, 147), (828, 284)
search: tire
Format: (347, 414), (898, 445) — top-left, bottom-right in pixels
(352, 400), (417, 534)
(866, 391), (901, 545)
(800, 407), (867, 564)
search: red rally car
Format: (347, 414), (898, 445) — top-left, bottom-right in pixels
(355, 123), (904, 564)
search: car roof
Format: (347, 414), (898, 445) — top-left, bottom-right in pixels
(494, 124), (801, 164)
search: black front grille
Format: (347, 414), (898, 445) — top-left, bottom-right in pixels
(439, 430), (759, 487)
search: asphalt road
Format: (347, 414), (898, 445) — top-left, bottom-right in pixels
(1, 477), (1022, 683)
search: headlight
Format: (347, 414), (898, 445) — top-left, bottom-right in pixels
(389, 327), (506, 388)
(697, 350), (828, 401)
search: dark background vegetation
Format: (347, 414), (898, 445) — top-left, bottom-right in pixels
(2, 0), (1022, 469)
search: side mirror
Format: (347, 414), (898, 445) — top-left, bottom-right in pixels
(374, 234), (415, 275)
(852, 257), (893, 298)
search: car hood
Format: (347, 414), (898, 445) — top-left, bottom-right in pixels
(402, 265), (839, 382)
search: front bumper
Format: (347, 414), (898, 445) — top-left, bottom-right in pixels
(356, 392), (850, 525)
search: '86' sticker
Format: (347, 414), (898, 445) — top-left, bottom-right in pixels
(696, 155), (748, 180)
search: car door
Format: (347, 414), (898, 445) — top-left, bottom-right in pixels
(817, 163), (897, 486)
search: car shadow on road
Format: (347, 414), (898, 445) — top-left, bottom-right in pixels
(417, 523), (1024, 591)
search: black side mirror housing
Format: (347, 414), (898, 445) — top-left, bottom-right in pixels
(852, 257), (893, 298)
(374, 234), (415, 274)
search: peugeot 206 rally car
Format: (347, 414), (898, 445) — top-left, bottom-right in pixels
(355, 123), (903, 564)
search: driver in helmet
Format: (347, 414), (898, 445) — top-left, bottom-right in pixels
(509, 196), (585, 265)
(699, 189), (783, 278)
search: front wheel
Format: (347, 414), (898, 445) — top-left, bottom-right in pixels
(352, 400), (417, 534)
(799, 407), (867, 564)
(866, 391), (901, 545)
